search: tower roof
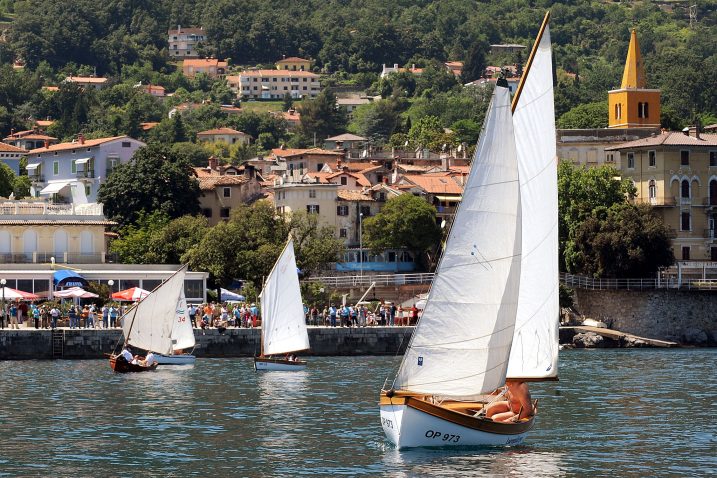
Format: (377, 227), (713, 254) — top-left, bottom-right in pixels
(620, 29), (646, 89)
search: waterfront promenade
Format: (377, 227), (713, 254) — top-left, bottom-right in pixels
(0, 326), (414, 359)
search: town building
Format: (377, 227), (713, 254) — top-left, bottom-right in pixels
(606, 131), (717, 261)
(395, 173), (464, 225)
(270, 147), (344, 179)
(168, 26), (206, 58)
(65, 76), (109, 90)
(3, 129), (59, 151)
(556, 128), (657, 168)
(0, 142), (27, 175)
(380, 63), (423, 78)
(444, 61), (463, 77)
(194, 157), (263, 225)
(26, 135), (145, 204)
(196, 127), (252, 145)
(608, 29), (660, 129)
(142, 84), (166, 98)
(276, 109), (301, 131)
(276, 56), (312, 71)
(182, 58), (227, 78)
(336, 96), (371, 118)
(226, 70), (320, 99)
(323, 133), (367, 152)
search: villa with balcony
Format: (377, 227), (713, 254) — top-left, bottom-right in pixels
(26, 135), (145, 204)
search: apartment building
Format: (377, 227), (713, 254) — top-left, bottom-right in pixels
(227, 70), (320, 99)
(168, 26), (206, 58)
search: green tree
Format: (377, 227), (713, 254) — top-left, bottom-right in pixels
(98, 144), (200, 226)
(363, 194), (441, 256)
(557, 101), (608, 129)
(461, 38), (489, 83)
(350, 99), (401, 144)
(565, 203), (675, 278)
(0, 163), (15, 198)
(298, 90), (347, 144)
(289, 210), (344, 277)
(110, 211), (170, 263)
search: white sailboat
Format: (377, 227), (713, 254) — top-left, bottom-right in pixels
(380, 13), (557, 448)
(155, 290), (197, 365)
(109, 265), (188, 372)
(254, 237), (310, 371)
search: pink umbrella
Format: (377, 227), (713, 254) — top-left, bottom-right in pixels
(53, 287), (99, 299)
(0, 287), (40, 300)
(111, 287), (151, 301)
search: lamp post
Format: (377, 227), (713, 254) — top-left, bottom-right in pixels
(107, 280), (114, 329)
(1, 278), (5, 329)
(359, 212), (364, 281)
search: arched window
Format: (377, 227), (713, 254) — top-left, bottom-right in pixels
(22, 229), (37, 261)
(649, 180), (656, 199)
(710, 180), (717, 206)
(54, 229), (68, 257)
(681, 179), (690, 199)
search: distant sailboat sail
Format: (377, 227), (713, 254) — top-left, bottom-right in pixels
(507, 23), (559, 380)
(122, 266), (188, 356)
(393, 85), (522, 398)
(260, 238), (310, 356)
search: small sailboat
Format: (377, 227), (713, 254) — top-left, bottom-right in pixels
(155, 290), (197, 365)
(380, 13), (558, 449)
(254, 237), (310, 371)
(109, 265), (188, 373)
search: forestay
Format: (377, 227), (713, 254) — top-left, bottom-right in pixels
(171, 290), (196, 351)
(123, 265), (188, 355)
(507, 24), (559, 380)
(261, 238), (310, 356)
(393, 86), (522, 398)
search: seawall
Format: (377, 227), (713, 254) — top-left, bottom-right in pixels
(0, 326), (414, 360)
(574, 289), (717, 346)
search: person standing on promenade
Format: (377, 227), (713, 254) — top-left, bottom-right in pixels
(109, 304), (118, 328)
(329, 305), (337, 327)
(0, 303), (5, 329)
(18, 300), (27, 327)
(88, 304), (96, 328)
(41, 305), (49, 329)
(50, 306), (59, 328)
(188, 303), (197, 328)
(9, 302), (18, 329)
(68, 305), (77, 329)
(81, 305), (89, 328)
(32, 304), (40, 329)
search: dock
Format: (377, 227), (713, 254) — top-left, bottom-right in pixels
(561, 325), (680, 348)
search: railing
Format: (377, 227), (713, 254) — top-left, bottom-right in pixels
(303, 272), (435, 288)
(633, 196), (676, 207)
(0, 252), (107, 264)
(561, 272), (717, 290)
(705, 229), (715, 240)
(77, 169), (95, 179)
(0, 202), (104, 216)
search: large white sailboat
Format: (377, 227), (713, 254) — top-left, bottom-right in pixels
(379, 13), (558, 448)
(155, 290), (197, 365)
(109, 265), (189, 372)
(254, 237), (311, 371)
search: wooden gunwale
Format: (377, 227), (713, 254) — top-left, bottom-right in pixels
(254, 356), (307, 367)
(380, 391), (534, 435)
(109, 354), (159, 373)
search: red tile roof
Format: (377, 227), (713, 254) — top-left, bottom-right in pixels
(605, 132), (717, 150)
(401, 174), (463, 195)
(239, 69), (319, 78)
(327, 171), (371, 187)
(27, 136), (136, 154)
(66, 76), (108, 84)
(278, 57), (311, 63)
(337, 189), (374, 201)
(183, 59), (228, 69)
(198, 175), (248, 191)
(0, 143), (26, 153)
(271, 147), (343, 158)
(197, 127), (250, 136)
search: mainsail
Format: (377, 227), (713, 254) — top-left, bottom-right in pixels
(171, 290), (196, 351)
(507, 22), (560, 380)
(393, 85), (522, 398)
(123, 265), (188, 355)
(260, 238), (310, 356)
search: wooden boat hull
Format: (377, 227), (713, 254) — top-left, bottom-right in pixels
(380, 391), (534, 449)
(109, 354), (159, 373)
(155, 354), (196, 365)
(254, 356), (307, 371)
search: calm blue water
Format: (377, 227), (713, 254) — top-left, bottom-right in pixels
(0, 349), (715, 476)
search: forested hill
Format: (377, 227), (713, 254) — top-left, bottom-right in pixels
(0, 0), (714, 131)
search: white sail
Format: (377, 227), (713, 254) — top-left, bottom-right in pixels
(123, 265), (188, 355)
(507, 24), (560, 380)
(393, 85), (522, 398)
(171, 290), (196, 351)
(260, 238), (310, 356)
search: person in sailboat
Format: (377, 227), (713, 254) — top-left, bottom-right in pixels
(485, 380), (534, 422)
(140, 351), (157, 367)
(120, 345), (138, 364)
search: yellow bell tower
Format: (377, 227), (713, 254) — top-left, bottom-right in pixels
(608, 29), (660, 128)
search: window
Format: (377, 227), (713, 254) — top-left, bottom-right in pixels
(627, 152), (635, 169)
(337, 205), (349, 216)
(682, 246), (690, 261)
(339, 228), (347, 238)
(360, 205), (371, 217)
(307, 205), (320, 214)
(340, 176), (348, 185)
(71, 149), (76, 154)
(309, 189), (316, 198)
(184, 279), (203, 299)
(220, 208), (230, 219)
(71, 160), (77, 174)
(710, 151), (717, 167)
(223, 187), (231, 198)
(681, 150), (689, 166)
(53, 161), (59, 175)
(85, 184), (91, 196)
(681, 179), (690, 199)
(378, 192), (386, 201)
(648, 180), (656, 199)
(614, 103), (621, 120)
(316, 163), (324, 171)
(638, 102), (649, 118)
(605, 153), (615, 163)
(202, 208), (212, 218)
(681, 211), (691, 231)
(648, 150), (656, 167)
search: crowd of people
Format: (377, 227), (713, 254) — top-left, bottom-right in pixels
(0, 301), (129, 330)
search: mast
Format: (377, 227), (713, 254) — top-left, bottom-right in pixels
(511, 10), (551, 114)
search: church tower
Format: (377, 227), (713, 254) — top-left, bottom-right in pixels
(608, 29), (660, 128)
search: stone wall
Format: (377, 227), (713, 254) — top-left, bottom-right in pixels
(0, 327), (414, 360)
(574, 289), (717, 345)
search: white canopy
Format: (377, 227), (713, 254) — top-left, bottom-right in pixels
(53, 287), (99, 299)
(40, 181), (73, 195)
(26, 163), (41, 171)
(260, 238), (310, 356)
(74, 157), (91, 165)
(394, 85), (522, 398)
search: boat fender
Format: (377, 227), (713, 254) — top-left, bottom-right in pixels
(386, 389), (395, 398)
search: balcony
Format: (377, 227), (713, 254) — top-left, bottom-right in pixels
(705, 229), (715, 241)
(77, 169), (95, 180)
(29, 175), (45, 184)
(633, 196), (676, 207)
(0, 201), (104, 216)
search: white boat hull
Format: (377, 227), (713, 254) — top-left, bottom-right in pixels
(155, 354), (196, 365)
(380, 402), (531, 449)
(254, 357), (307, 371)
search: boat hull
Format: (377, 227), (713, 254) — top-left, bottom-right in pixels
(109, 354), (159, 373)
(380, 392), (534, 449)
(155, 354), (196, 365)
(254, 357), (307, 371)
